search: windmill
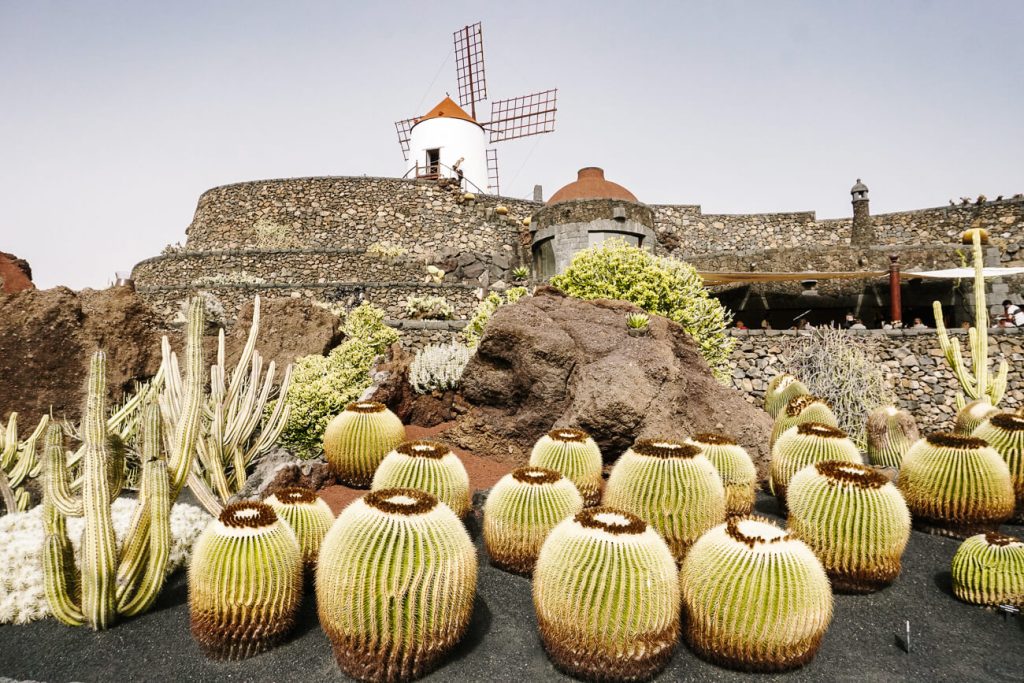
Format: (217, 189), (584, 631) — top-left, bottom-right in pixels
(395, 22), (558, 196)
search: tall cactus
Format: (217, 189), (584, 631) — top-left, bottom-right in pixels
(933, 230), (1009, 409)
(0, 413), (49, 515)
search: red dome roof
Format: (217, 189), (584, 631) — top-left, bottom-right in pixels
(547, 167), (638, 205)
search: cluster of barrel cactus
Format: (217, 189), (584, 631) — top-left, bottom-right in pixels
(769, 422), (861, 504)
(971, 411), (1024, 521)
(371, 440), (471, 518)
(865, 405), (919, 469)
(528, 428), (603, 506)
(323, 401), (405, 487)
(685, 433), (757, 515)
(769, 395), (839, 448)
(951, 531), (1024, 606)
(264, 486), (335, 571)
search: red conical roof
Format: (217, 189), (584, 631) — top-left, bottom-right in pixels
(414, 96), (479, 126)
(547, 167), (638, 205)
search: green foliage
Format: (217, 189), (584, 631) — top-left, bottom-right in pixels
(463, 286), (528, 348)
(279, 304), (399, 457)
(549, 239), (734, 381)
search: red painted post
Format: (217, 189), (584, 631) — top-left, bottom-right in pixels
(889, 254), (902, 326)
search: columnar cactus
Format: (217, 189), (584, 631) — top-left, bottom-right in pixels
(953, 398), (999, 436)
(604, 439), (725, 563)
(770, 395), (838, 449)
(0, 413), (49, 515)
(866, 405), (920, 469)
(371, 440), (471, 518)
(483, 466), (584, 574)
(770, 423), (861, 504)
(533, 506), (679, 681)
(528, 428), (603, 506)
(898, 433), (1014, 537)
(680, 516), (833, 672)
(323, 401), (405, 487)
(317, 488), (477, 682)
(685, 433), (757, 516)
(787, 461), (911, 592)
(264, 487), (335, 571)
(764, 374), (810, 419)
(951, 532), (1024, 606)
(189, 501), (303, 659)
(972, 412), (1024, 521)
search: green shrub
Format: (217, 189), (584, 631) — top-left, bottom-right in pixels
(549, 239), (734, 381)
(278, 303), (398, 457)
(463, 286), (528, 348)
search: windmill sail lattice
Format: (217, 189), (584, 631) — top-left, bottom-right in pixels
(453, 22), (487, 118)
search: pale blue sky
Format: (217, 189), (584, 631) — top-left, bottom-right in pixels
(1, 1), (1022, 289)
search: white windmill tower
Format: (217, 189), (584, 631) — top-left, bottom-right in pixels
(395, 22), (558, 196)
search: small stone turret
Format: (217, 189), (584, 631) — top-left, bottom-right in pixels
(850, 178), (874, 244)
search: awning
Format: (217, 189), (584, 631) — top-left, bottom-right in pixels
(697, 267), (1024, 286)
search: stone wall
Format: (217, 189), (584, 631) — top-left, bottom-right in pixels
(726, 328), (1024, 429)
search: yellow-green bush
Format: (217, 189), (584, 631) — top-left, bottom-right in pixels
(463, 287), (528, 348)
(549, 239), (734, 381)
(278, 304), (398, 457)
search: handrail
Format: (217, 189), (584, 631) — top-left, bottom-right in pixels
(401, 161), (489, 195)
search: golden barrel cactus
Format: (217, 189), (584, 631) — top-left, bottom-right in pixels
(770, 395), (838, 449)
(972, 412), (1024, 522)
(533, 506), (679, 681)
(188, 501), (303, 660)
(323, 401), (405, 487)
(317, 488), (477, 682)
(764, 374), (810, 419)
(371, 440), (471, 518)
(951, 531), (1024, 606)
(483, 466), (584, 575)
(528, 428), (603, 506)
(686, 433), (757, 516)
(604, 439), (726, 563)
(769, 423), (861, 505)
(898, 433), (1014, 537)
(866, 405), (920, 469)
(264, 486), (335, 571)
(953, 398), (998, 436)
(681, 515), (833, 672)
(787, 461), (911, 592)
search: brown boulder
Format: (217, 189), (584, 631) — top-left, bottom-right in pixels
(444, 287), (773, 478)
(368, 343), (464, 427)
(0, 251), (34, 293)
(225, 297), (343, 370)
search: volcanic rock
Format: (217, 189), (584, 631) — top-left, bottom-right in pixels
(0, 251), (34, 293)
(225, 297), (343, 371)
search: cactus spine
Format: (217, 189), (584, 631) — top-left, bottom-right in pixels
(323, 401), (405, 487)
(0, 413), (49, 515)
(317, 488), (477, 682)
(932, 230), (1009, 409)
(951, 532), (1024, 607)
(371, 440), (471, 518)
(770, 395), (838, 449)
(686, 433), (757, 516)
(483, 466), (584, 575)
(971, 412), (1024, 522)
(764, 374), (810, 419)
(787, 461), (911, 592)
(264, 487), (335, 571)
(604, 439), (726, 563)
(769, 423), (861, 505)
(189, 501), (303, 659)
(533, 506), (679, 681)
(680, 516), (833, 672)
(865, 405), (919, 469)
(528, 428), (603, 506)
(898, 433), (1014, 537)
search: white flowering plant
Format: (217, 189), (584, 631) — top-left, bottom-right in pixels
(405, 295), (454, 320)
(409, 343), (471, 394)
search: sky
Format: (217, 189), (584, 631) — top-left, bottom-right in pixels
(1, 0), (1022, 289)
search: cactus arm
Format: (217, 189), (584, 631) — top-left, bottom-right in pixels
(991, 360), (1008, 406)
(225, 295), (261, 406)
(187, 467), (224, 517)
(115, 400), (161, 604)
(0, 413), (17, 469)
(241, 365), (292, 467)
(42, 497), (84, 626)
(200, 405), (233, 501)
(169, 299), (205, 493)
(44, 426), (84, 518)
(118, 456), (171, 616)
(0, 470), (16, 513)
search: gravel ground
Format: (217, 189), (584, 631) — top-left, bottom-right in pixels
(1, 493), (1021, 683)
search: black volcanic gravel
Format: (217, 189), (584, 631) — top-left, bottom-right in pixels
(1, 493), (1022, 682)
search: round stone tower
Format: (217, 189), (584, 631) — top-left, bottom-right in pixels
(529, 167), (655, 278)
(407, 96), (488, 192)
(850, 178), (874, 244)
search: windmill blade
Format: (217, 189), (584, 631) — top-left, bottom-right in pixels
(486, 89), (558, 143)
(394, 117), (417, 160)
(453, 22), (487, 117)
(486, 149), (500, 196)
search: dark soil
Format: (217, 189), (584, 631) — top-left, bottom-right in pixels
(1, 492), (1021, 683)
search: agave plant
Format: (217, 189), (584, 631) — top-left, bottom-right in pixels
(770, 395), (838, 449)
(685, 433), (757, 516)
(865, 405), (919, 469)
(680, 515), (833, 672)
(951, 531), (1024, 606)
(323, 401), (405, 487)
(769, 423), (861, 505)
(371, 440), (471, 518)
(528, 428), (603, 506)
(533, 506), (679, 681)
(972, 412), (1024, 521)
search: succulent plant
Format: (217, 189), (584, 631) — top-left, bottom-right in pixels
(787, 461), (911, 592)
(483, 466), (584, 575)
(972, 412), (1024, 521)
(528, 428), (603, 507)
(512, 265), (529, 280)
(371, 440), (471, 518)
(770, 423), (861, 505)
(533, 506), (679, 681)
(317, 488), (476, 682)
(769, 395), (838, 449)
(323, 401), (406, 487)
(764, 374), (810, 419)
(685, 433), (757, 516)
(604, 439), (726, 563)
(188, 500), (303, 659)
(264, 487), (335, 571)
(951, 531), (1024, 606)
(865, 405), (920, 469)
(625, 311), (650, 329)
(680, 515), (833, 672)
(953, 398), (999, 436)
(898, 433), (1014, 537)
(0, 413), (48, 515)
